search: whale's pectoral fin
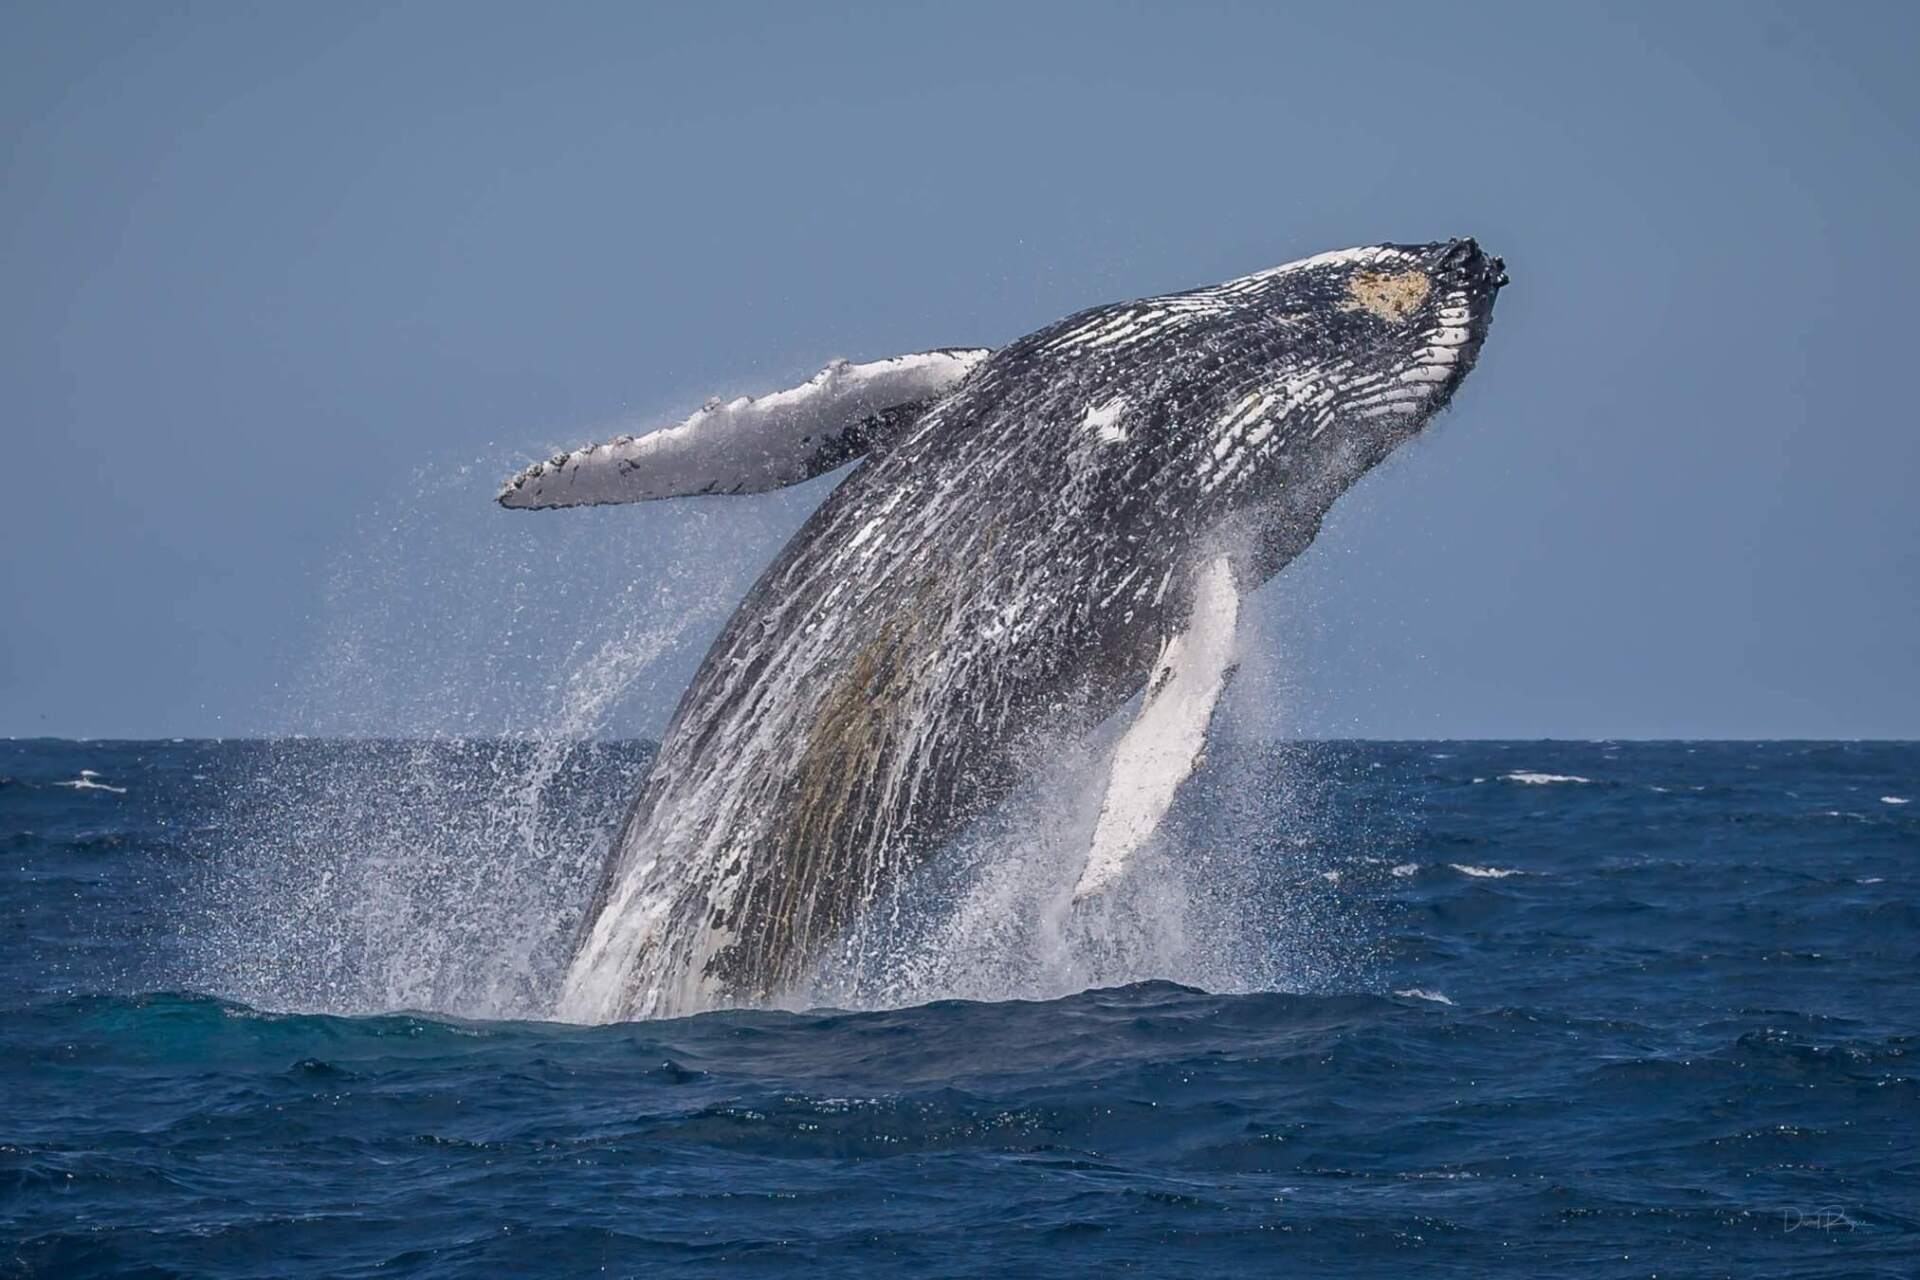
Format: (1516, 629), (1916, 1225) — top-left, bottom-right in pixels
(1075, 556), (1242, 900)
(498, 348), (991, 509)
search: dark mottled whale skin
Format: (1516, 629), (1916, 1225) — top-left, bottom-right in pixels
(546, 240), (1505, 1020)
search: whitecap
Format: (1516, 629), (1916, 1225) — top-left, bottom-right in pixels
(1390, 862), (1420, 878)
(1450, 863), (1520, 879)
(1881, 796), (1910, 805)
(1502, 771), (1592, 785)
(1396, 988), (1454, 1005)
(55, 775), (127, 794)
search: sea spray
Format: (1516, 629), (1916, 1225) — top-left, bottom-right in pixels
(186, 447), (799, 1017)
(806, 700), (1374, 1011)
(188, 449), (1370, 1020)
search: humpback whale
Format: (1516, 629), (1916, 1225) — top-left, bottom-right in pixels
(500, 239), (1506, 1021)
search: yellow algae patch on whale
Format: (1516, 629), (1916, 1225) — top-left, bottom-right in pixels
(1343, 270), (1431, 323)
(710, 596), (934, 996)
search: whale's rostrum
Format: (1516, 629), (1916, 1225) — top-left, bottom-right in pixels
(500, 239), (1507, 1021)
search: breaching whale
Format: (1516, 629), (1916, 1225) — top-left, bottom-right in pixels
(500, 239), (1506, 1021)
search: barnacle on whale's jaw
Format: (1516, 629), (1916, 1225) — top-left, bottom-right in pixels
(1343, 268), (1432, 322)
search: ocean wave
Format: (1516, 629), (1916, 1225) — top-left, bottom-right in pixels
(53, 770), (127, 794)
(7, 739), (1916, 1276)
(1501, 770), (1592, 785)
(1449, 863), (1521, 879)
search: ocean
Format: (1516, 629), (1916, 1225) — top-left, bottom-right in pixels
(2, 738), (1914, 1277)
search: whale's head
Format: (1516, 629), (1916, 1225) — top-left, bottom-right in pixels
(1182, 238), (1507, 506)
(1034, 239), (1503, 541)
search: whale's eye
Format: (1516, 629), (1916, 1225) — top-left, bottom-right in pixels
(1342, 270), (1431, 323)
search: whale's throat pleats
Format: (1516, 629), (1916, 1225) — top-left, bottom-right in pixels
(716, 598), (934, 996)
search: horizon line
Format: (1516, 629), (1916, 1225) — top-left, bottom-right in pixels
(5, 734), (1918, 747)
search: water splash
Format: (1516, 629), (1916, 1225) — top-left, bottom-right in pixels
(186, 447), (796, 1018)
(187, 447), (1363, 1021)
(807, 668), (1370, 1012)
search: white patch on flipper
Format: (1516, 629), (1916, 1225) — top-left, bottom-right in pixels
(1075, 556), (1240, 900)
(498, 349), (990, 509)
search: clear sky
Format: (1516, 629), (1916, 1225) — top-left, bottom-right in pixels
(4, 1), (1916, 740)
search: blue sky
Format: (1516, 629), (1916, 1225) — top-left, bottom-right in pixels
(4, 2), (1916, 739)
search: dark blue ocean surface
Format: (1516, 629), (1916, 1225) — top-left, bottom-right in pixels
(3, 740), (1915, 1277)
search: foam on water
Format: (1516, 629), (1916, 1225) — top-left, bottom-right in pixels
(55, 771), (128, 794)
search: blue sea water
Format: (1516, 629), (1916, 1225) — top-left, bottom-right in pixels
(2, 738), (1915, 1277)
